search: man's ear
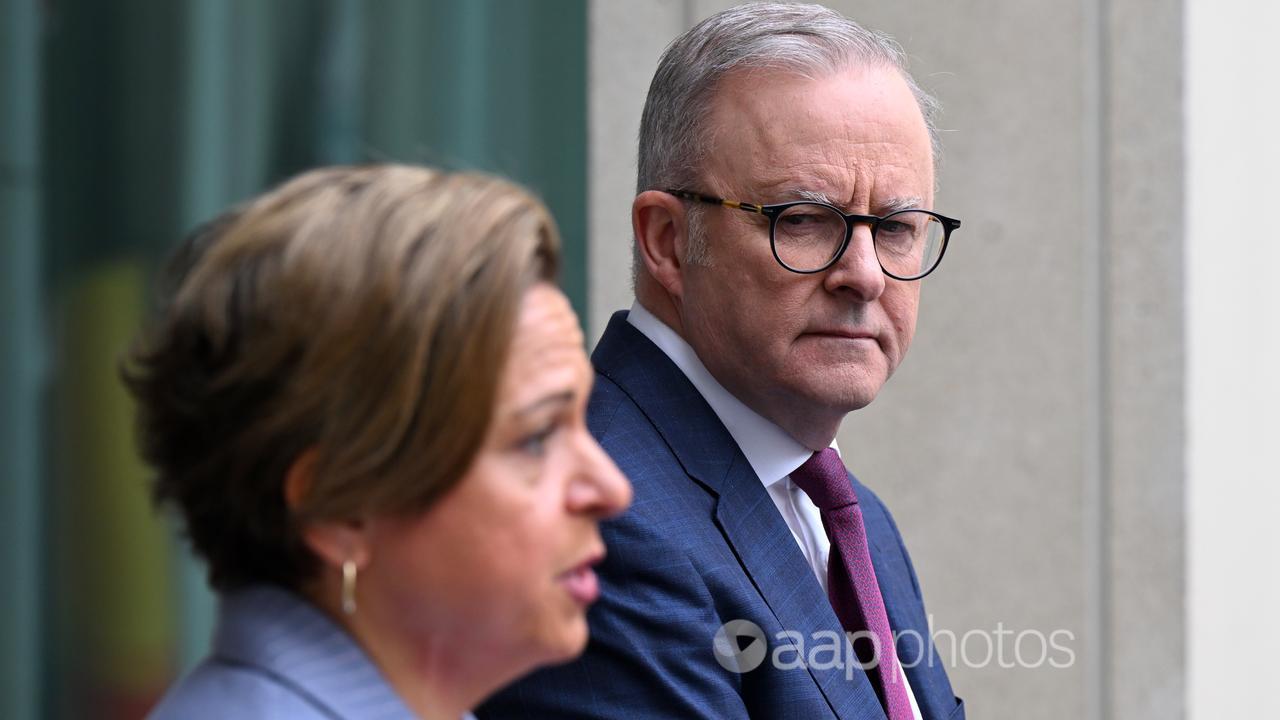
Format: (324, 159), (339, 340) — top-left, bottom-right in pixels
(632, 190), (691, 299)
(284, 448), (369, 570)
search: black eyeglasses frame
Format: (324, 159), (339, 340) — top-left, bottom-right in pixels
(664, 188), (961, 280)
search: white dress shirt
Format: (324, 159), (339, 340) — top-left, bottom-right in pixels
(627, 302), (923, 720)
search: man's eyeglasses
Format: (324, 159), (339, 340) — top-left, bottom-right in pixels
(665, 189), (960, 280)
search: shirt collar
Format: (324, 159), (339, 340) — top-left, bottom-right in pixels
(626, 301), (839, 486)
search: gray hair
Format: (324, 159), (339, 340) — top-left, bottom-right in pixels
(637, 2), (940, 195)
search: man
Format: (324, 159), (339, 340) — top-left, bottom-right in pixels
(481, 4), (963, 719)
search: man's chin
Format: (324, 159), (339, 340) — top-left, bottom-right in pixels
(823, 388), (881, 413)
(770, 381), (883, 442)
(793, 369), (890, 413)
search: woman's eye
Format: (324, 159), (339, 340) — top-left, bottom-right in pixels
(518, 424), (557, 456)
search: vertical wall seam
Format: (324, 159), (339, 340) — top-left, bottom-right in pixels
(1082, 0), (1114, 716)
(1097, 0), (1114, 714)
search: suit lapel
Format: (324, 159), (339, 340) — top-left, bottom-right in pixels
(592, 312), (885, 719)
(713, 454), (888, 719)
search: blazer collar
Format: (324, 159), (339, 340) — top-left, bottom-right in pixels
(624, 302), (818, 488)
(593, 311), (886, 718)
(592, 311), (742, 496)
(213, 585), (418, 720)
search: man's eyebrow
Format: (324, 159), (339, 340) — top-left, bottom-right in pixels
(755, 186), (926, 214)
(794, 188), (835, 205)
(749, 178), (832, 204)
(782, 190), (924, 214)
(879, 196), (925, 214)
(510, 391), (575, 419)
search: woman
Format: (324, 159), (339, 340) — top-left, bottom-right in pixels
(126, 165), (632, 720)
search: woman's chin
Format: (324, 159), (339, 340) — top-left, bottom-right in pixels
(541, 613), (591, 665)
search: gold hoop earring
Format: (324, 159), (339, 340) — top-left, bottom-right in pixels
(341, 560), (357, 616)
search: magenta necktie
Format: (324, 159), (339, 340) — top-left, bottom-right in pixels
(790, 448), (913, 720)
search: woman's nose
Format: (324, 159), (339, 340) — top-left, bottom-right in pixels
(567, 430), (632, 518)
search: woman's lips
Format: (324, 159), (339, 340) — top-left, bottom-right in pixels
(558, 555), (603, 606)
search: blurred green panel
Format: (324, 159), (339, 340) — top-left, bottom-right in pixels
(361, 0), (589, 318)
(23, 1), (589, 717)
(2, 4), (45, 720)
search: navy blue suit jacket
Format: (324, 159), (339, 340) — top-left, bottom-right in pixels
(481, 312), (963, 719)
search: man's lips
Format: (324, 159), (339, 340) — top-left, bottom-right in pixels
(804, 328), (880, 341)
(557, 550), (605, 606)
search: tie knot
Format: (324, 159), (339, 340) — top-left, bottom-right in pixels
(789, 448), (857, 511)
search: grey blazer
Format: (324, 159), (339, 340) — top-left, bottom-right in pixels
(148, 584), (428, 719)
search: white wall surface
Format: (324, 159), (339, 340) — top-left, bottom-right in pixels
(1185, 1), (1280, 717)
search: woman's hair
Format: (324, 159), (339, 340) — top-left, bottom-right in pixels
(123, 165), (560, 592)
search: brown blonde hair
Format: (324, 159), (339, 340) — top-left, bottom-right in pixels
(124, 165), (560, 591)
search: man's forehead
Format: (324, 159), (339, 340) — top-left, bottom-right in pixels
(702, 67), (932, 195)
(710, 63), (918, 123)
(756, 184), (924, 210)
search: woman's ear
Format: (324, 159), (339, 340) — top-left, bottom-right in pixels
(285, 448), (369, 570)
(284, 447), (319, 512)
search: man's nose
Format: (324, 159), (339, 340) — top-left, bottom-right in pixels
(822, 223), (886, 301)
